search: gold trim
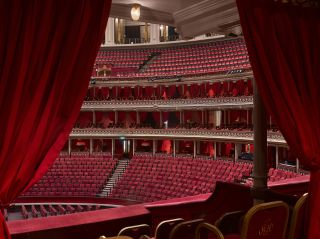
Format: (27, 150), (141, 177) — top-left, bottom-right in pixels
(118, 224), (151, 237)
(240, 201), (289, 239)
(155, 218), (184, 238)
(169, 219), (204, 239)
(287, 193), (308, 239)
(195, 222), (224, 239)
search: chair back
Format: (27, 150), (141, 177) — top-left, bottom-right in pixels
(118, 224), (151, 239)
(195, 222), (224, 239)
(240, 201), (289, 239)
(169, 218), (204, 239)
(155, 218), (184, 239)
(287, 193), (308, 239)
(215, 210), (245, 235)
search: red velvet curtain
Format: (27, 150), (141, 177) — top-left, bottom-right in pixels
(237, 0), (320, 237)
(0, 1), (111, 238)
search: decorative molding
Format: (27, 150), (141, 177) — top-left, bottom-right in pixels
(81, 96), (254, 111)
(70, 128), (287, 146)
(173, 0), (240, 38)
(91, 71), (253, 88)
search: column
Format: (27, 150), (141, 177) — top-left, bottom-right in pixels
(176, 140), (180, 154)
(247, 110), (249, 125)
(201, 110), (205, 124)
(164, 25), (168, 41)
(105, 17), (115, 45)
(159, 111), (163, 128)
(68, 139), (71, 156)
(132, 139), (135, 156)
(215, 110), (222, 127)
(180, 111), (183, 124)
(150, 24), (160, 44)
(223, 110), (227, 125)
(92, 111), (96, 125)
(136, 111), (140, 124)
(275, 146), (279, 168)
(196, 141), (201, 155)
(252, 79), (268, 203)
(115, 18), (125, 44)
(144, 23), (149, 43)
(153, 140), (156, 155)
(90, 139), (93, 154)
(193, 140), (196, 158)
(111, 139), (115, 158)
(181, 111), (185, 124)
(115, 111), (118, 124)
(296, 158), (300, 173)
(235, 143), (241, 162)
(173, 140), (176, 157)
(218, 142), (221, 157)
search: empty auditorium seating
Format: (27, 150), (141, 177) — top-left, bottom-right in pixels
(23, 155), (118, 197)
(15, 204), (106, 221)
(94, 38), (251, 79)
(109, 155), (253, 202)
(268, 168), (300, 182)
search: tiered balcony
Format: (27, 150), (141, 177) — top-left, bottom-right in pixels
(93, 37), (251, 81)
(82, 96), (253, 111)
(70, 127), (285, 146)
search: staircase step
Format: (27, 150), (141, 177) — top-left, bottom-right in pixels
(98, 158), (130, 197)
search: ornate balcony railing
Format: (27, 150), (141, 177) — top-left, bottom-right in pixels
(91, 71), (254, 87)
(70, 128), (286, 146)
(81, 96), (254, 111)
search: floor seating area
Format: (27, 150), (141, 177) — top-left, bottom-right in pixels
(21, 152), (303, 202)
(22, 155), (117, 197)
(109, 155), (253, 202)
(93, 38), (251, 79)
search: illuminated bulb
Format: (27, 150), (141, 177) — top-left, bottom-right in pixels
(131, 4), (141, 21)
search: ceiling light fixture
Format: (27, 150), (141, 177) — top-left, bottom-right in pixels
(131, 3), (141, 21)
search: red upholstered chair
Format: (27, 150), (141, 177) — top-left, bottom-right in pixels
(118, 224), (151, 239)
(169, 218), (204, 239)
(287, 193), (308, 239)
(223, 201), (289, 239)
(195, 222), (224, 239)
(154, 218), (184, 239)
(215, 210), (245, 235)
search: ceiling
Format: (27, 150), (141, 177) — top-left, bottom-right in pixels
(110, 0), (242, 38)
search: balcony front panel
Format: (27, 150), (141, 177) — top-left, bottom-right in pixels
(81, 96), (253, 111)
(70, 128), (286, 146)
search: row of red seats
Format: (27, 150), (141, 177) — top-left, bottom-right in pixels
(17, 204), (102, 220)
(93, 38), (250, 78)
(109, 156), (253, 202)
(23, 156), (118, 197)
(268, 168), (300, 182)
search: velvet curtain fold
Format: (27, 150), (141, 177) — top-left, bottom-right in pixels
(236, 0), (320, 238)
(0, 1), (111, 238)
